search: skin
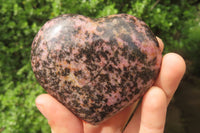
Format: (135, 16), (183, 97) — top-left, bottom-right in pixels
(35, 37), (186, 133)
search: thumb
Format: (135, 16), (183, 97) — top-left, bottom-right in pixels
(35, 94), (83, 133)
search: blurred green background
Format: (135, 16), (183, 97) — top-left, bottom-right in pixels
(0, 0), (200, 132)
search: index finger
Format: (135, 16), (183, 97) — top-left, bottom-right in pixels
(154, 53), (186, 103)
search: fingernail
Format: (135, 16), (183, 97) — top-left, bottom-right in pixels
(35, 96), (44, 111)
(36, 103), (44, 112)
(35, 97), (48, 119)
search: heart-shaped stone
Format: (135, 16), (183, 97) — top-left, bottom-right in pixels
(31, 14), (162, 125)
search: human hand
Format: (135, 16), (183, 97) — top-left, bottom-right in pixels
(35, 37), (186, 133)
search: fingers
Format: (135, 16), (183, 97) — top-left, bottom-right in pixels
(124, 53), (186, 133)
(124, 87), (167, 133)
(155, 53), (186, 103)
(35, 94), (83, 133)
(139, 86), (167, 133)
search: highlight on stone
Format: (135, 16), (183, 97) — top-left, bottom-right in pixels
(31, 14), (162, 125)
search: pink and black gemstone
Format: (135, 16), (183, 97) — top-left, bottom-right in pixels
(31, 14), (162, 124)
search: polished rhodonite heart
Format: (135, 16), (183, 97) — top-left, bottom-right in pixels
(31, 14), (162, 125)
